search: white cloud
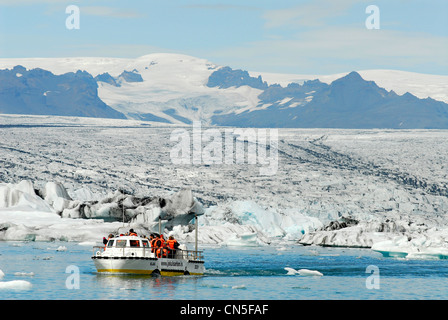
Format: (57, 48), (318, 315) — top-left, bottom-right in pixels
(230, 0), (448, 74)
(263, 0), (368, 28)
(207, 26), (448, 74)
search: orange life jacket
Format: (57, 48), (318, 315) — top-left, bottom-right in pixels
(156, 247), (167, 258)
(150, 238), (157, 251)
(167, 239), (178, 250)
(129, 232), (137, 236)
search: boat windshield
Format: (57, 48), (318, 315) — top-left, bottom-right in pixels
(130, 240), (140, 247)
(116, 240), (127, 248)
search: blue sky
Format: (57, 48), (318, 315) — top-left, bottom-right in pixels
(0, 0), (447, 75)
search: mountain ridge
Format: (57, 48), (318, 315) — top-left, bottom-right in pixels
(0, 65), (126, 119)
(1, 53), (448, 128)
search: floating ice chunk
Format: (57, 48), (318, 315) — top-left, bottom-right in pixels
(372, 236), (448, 260)
(372, 236), (414, 258)
(284, 267), (323, 276)
(0, 280), (32, 290)
(14, 272), (35, 276)
(232, 285), (247, 290)
(298, 269), (323, 277)
(56, 246), (67, 251)
(284, 267), (299, 275)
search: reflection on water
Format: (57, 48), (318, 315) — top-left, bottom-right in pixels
(92, 273), (201, 299)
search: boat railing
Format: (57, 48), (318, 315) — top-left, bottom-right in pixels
(93, 246), (204, 261)
(175, 249), (204, 261)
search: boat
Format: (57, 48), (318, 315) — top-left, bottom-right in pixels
(92, 234), (205, 276)
(92, 215), (205, 276)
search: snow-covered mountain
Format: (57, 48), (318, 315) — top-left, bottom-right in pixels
(211, 70), (448, 128)
(253, 69), (448, 103)
(0, 65), (126, 119)
(0, 54), (261, 125)
(1, 53), (448, 128)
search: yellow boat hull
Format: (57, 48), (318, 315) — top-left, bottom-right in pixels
(92, 256), (205, 276)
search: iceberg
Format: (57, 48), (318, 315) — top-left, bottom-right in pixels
(0, 181), (54, 213)
(0, 269), (32, 290)
(40, 182), (73, 214)
(159, 188), (205, 228)
(371, 234), (448, 259)
(5, 179), (199, 229)
(0, 180), (206, 242)
(59, 187), (204, 228)
(200, 200), (323, 243)
(0, 280), (32, 290)
(223, 232), (259, 247)
(1, 175), (448, 260)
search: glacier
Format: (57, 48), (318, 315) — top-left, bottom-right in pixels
(1, 115), (448, 259)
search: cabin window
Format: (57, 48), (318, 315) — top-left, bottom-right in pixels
(107, 240), (114, 247)
(130, 240), (140, 247)
(142, 240), (149, 248)
(116, 240), (127, 248)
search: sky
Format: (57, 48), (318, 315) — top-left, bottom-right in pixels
(0, 0), (447, 75)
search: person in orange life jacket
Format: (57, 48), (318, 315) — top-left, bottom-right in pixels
(149, 234), (158, 253)
(155, 235), (169, 258)
(167, 236), (180, 258)
(154, 234), (165, 248)
(152, 234), (165, 257)
(129, 229), (138, 237)
(103, 234), (114, 249)
(149, 234), (156, 253)
(156, 245), (168, 258)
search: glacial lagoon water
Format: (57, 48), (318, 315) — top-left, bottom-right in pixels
(0, 241), (447, 300)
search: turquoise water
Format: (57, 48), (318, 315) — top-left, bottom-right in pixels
(0, 241), (447, 300)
